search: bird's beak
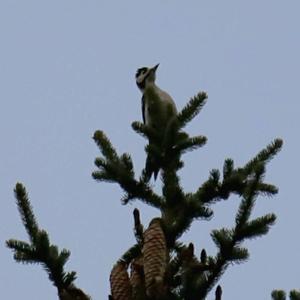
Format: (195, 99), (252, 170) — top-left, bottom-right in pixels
(152, 63), (160, 72)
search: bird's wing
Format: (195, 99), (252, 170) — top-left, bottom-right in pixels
(141, 95), (146, 124)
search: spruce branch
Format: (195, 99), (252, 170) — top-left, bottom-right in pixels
(197, 238), (248, 298)
(119, 179), (164, 208)
(242, 138), (283, 175)
(197, 254), (227, 299)
(93, 130), (164, 208)
(234, 165), (277, 242)
(193, 140), (281, 208)
(131, 121), (160, 143)
(235, 167), (263, 231)
(162, 167), (184, 205)
(193, 169), (222, 204)
(93, 130), (118, 161)
(186, 196), (213, 220)
(271, 289), (300, 300)
(177, 91), (207, 129)
(198, 166), (275, 299)
(120, 244), (141, 265)
(238, 214), (276, 240)
(6, 183), (89, 299)
(223, 158), (234, 179)
(290, 290), (300, 300)
(6, 240), (36, 263)
(166, 248), (183, 289)
(173, 135), (207, 155)
(14, 183), (39, 244)
(120, 153), (135, 177)
(162, 192), (213, 247)
(229, 246), (249, 262)
(272, 290), (286, 300)
(257, 182), (279, 195)
(211, 229), (234, 254)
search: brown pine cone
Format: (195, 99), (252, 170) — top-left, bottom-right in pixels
(142, 218), (167, 298)
(110, 261), (131, 300)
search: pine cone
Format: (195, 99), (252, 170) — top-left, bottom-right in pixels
(110, 261), (131, 300)
(143, 218), (167, 298)
(130, 256), (146, 300)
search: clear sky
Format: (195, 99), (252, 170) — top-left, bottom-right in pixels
(0, 1), (299, 299)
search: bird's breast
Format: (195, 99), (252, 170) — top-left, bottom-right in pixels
(143, 85), (177, 129)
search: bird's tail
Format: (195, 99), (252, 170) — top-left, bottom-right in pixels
(144, 154), (160, 181)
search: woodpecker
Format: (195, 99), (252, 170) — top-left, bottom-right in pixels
(136, 64), (177, 128)
(135, 64), (177, 180)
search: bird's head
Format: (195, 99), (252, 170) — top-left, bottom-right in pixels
(135, 64), (159, 91)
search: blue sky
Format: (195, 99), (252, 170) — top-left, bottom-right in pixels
(0, 1), (299, 299)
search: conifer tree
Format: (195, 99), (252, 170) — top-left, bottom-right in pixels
(92, 91), (283, 299)
(7, 90), (289, 299)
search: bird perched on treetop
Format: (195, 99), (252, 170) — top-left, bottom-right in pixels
(135, 64), (177, 180)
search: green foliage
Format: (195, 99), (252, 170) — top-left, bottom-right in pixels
(92, 91), (283, 300)
(6, 183), (84, 297)
(120, 244), (141, 265)
(8, 86), (285, 300)
(272, 290), (300, 300)
(290, 290), (300, 300)
(177, 92), (207, 129)
(132, 121), (158, 142)
(242, 138), (283, 174)
(272, 290), (287, 300)
(174, 135), (207, 154)
(93, 130), (164, 209)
